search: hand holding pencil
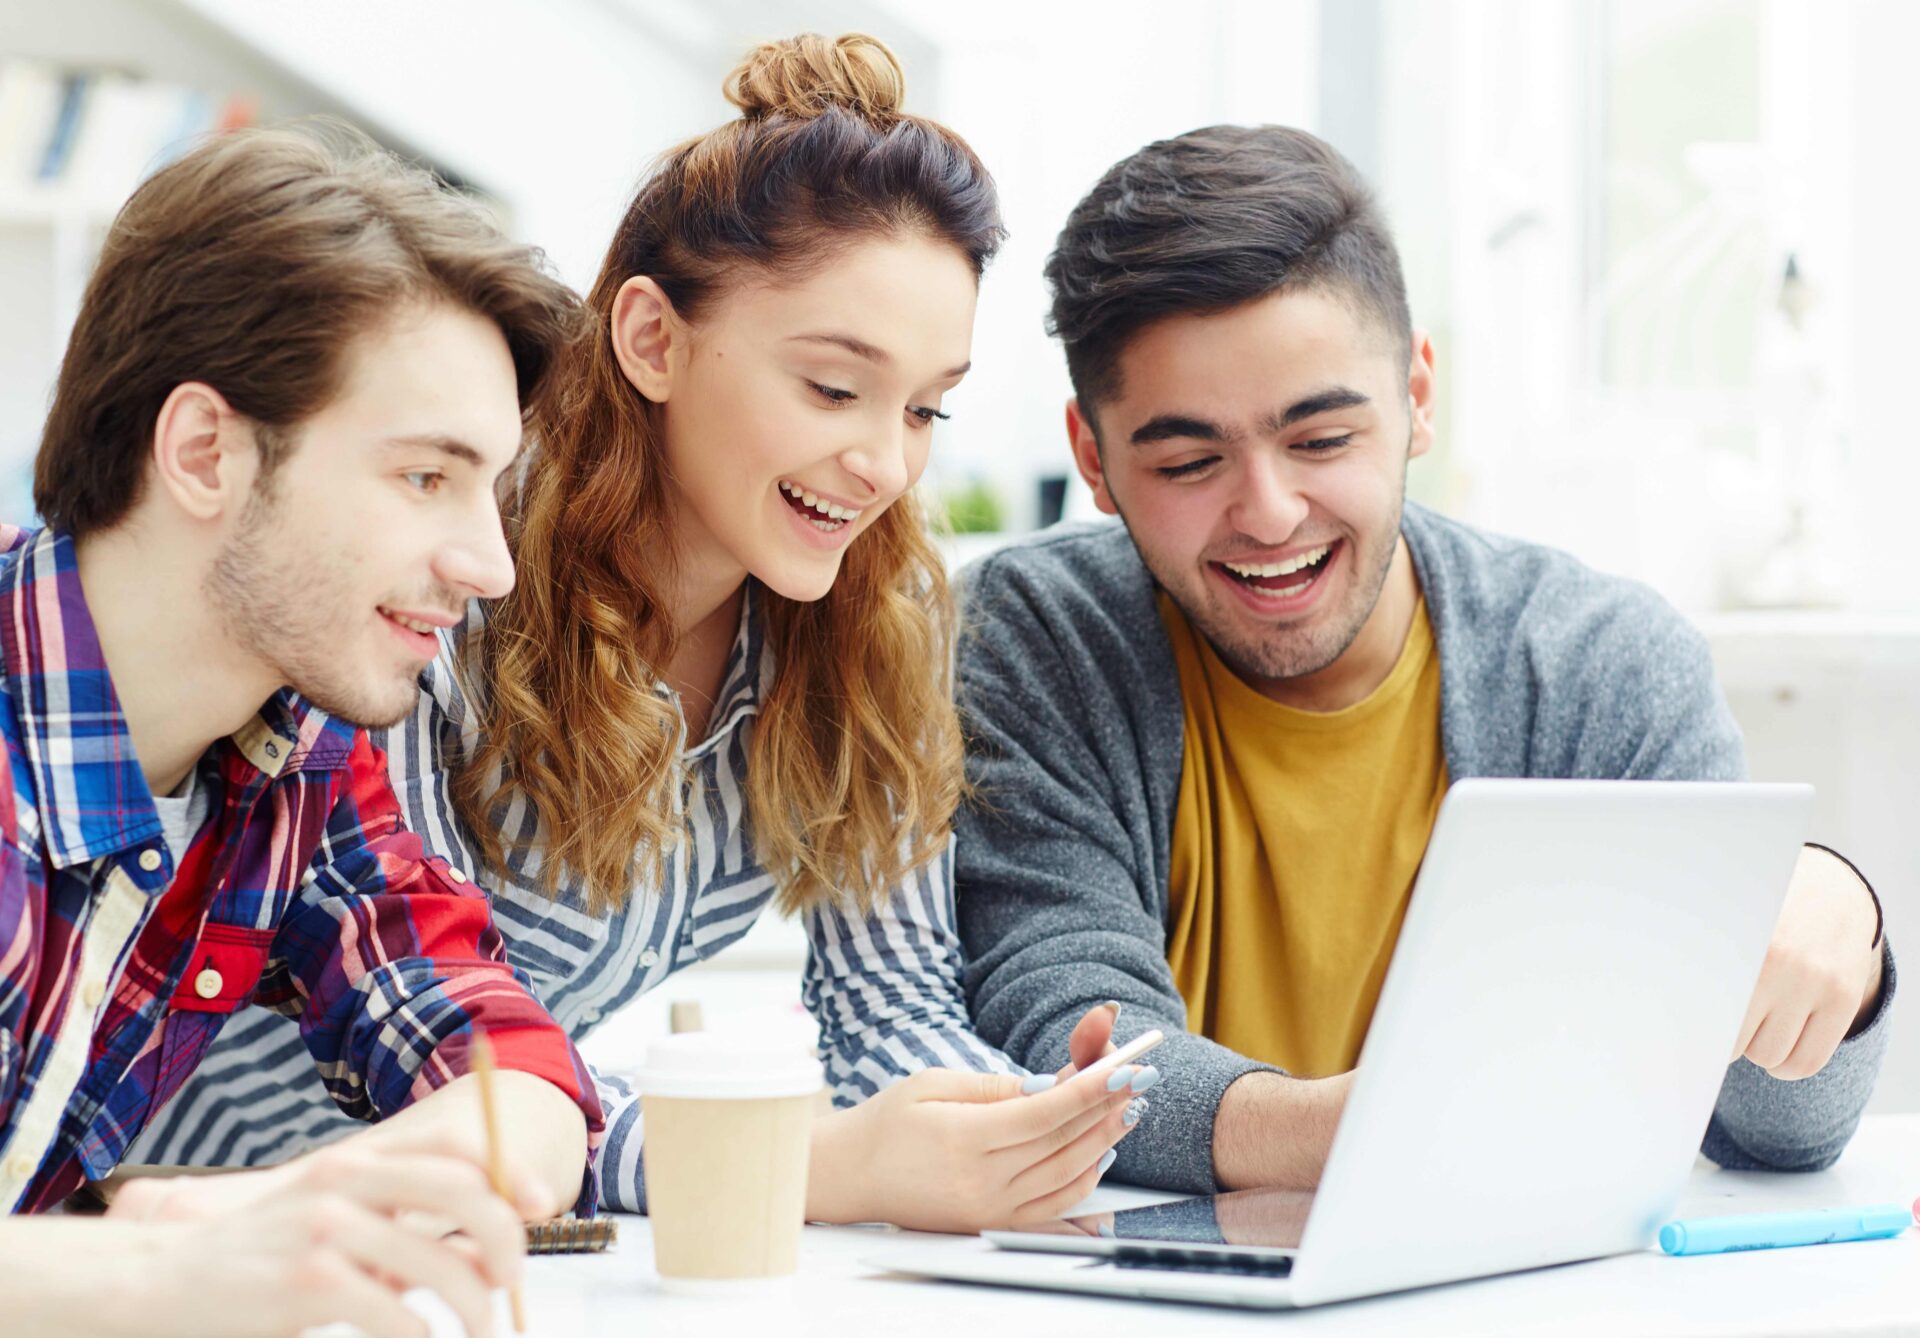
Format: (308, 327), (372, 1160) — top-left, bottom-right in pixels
(471, 1029), (530, 1335)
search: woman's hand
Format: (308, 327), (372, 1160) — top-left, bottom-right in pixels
(806, 1006), (1158, 1232)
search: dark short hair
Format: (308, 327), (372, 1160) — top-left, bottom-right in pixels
(35, 119), (584, 538)
(1045, 124), (1411, 417)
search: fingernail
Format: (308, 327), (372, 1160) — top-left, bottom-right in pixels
(1106, 1065), (1136, 1092)
(1123, 1096), (1148, 1127)
(1098, 1221), (1116, 1239)
(1128, 1065), (1160, 1094)
(1097, 1149), (1117, 1176)
(1020, 1073), (1057, 1095)
(1103, 1000), (1121, 1018)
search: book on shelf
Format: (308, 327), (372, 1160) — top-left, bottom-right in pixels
(0, 58), (258, 211)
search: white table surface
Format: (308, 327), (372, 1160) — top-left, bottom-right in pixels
(479, 1114), (1920, 1338)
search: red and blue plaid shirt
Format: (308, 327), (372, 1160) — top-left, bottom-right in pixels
(0, 525), (602, 1213)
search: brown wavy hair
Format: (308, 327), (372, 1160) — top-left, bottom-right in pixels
(453, 33), (1005, 916)
(37, 120), (580, 538)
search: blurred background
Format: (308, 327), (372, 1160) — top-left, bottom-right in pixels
(2, 0), (1913, 1110)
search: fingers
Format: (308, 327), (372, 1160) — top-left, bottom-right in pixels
(1005, 1094), (1141, 1208)
(303, 1194), (496, 1338)
(295, 1152), (525, 1292)
(979, 1062), (1145, 1149)
(998, 1076), (1144, 1173)
(1067, 1002), (1120, 1072)
(1740, 1007), (1804, 1074)
(899, 1068), (1032, 1104)
(1730, 986), (1769, 1064)
(1772, 999), (1852, 1080)
(1008, 1148), (1113, 1229)
(284, 1249), (434, 1338)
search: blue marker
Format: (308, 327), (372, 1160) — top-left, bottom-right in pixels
(1658, 1205), (1912, 1256)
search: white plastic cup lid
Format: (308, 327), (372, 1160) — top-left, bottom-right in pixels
(632, 1032), (825, 1100)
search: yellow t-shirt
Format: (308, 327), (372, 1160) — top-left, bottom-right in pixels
(1160, 593), (1449, 1077)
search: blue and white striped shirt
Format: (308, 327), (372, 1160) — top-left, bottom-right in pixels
(130, 584), (1016, 1209)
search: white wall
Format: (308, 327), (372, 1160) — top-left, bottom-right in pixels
(869, 0), (1320, 529)
(175, 0), (727, 289)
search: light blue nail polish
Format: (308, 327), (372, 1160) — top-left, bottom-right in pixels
(1123, 1097), (1148, 1127)
(1128, 1065), (1161, 1094)
(1020, 1073), (1057, 1095)
(1098, 1221), (1117, 1239)
(1106, 1065), (1135, 1092)
(1097, 1149), (1117, 1176)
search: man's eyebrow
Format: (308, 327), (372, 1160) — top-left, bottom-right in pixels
(1129, 414), (1238, 447)
(788, 332), (970, 380)
(1263, 387), (1371, 432)
(381, 434), (487, 468)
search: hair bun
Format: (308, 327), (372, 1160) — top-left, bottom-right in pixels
(723, 32), (905, 123)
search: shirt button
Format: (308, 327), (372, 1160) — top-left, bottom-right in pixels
(193, 967), (224, 1000)
(7, 1154), (33, 1179)
(446, 867), (468, 884)
(137, 849), (162, 872)
(639, 948), (660, 967)
(82, 979), (106, 1008)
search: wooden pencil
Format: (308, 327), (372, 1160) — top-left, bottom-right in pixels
(470, 1031), (527, 1335)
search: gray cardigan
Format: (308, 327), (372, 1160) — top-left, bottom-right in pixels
(953, 505), (1895, 1195)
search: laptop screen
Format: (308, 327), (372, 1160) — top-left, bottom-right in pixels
(1056, 1187), (1315, 1254)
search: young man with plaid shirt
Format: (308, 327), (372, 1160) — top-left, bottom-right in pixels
(0, 123), (603, 1338)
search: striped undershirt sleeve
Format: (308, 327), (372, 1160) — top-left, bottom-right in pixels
(802, 835), (1021, 1103)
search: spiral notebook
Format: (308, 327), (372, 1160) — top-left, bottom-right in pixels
(527, 1216), (619, 1254)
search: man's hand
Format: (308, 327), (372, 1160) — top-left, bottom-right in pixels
(103, 1147), (528, 1338)
(349, 1069), (590, 1220)
(1732, 844), (1886, 1080)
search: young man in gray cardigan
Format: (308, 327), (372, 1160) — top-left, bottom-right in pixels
(953, 125), (1894, 1196)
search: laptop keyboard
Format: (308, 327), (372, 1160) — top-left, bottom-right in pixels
(1111, 1245), (1295, 1278)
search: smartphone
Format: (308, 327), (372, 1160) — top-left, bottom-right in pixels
(1075, 1028), (1165, 1085)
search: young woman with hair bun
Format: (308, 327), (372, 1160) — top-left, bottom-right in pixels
(140, 32), (1150, 1232)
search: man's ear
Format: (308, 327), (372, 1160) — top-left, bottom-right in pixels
(150, 382), (250, 522)
(1407, 329), (1437, 462)
(1065, 397), (1120, 517)
(610, 276), (684, 403)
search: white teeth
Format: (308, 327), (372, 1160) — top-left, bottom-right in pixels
(383, 610), (435, 635)
(780, 480), (862, 525)
(1224, 544), (1330, 579)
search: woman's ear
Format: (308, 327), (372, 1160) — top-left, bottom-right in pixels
(610, 276), (684, 403)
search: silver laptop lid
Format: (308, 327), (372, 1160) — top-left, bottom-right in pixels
(1290, 779), (1811, 1305)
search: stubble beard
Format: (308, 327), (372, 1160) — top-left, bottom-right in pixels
(1126, 471), (1408, 690)
(205, 483), (420, 729)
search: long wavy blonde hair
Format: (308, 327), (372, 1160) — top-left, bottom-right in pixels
(452, 33), (1004, 917)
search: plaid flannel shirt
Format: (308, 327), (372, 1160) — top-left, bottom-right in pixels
(0, 525), (603, 1213)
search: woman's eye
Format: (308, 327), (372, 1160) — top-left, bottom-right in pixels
(1156, 457), (1218, 480)
(403, 471), (444, 494)
(809, 381), (857, 405)
(907, 405), (952, 427)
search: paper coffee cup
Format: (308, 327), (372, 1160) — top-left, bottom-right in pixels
(633, 1033), (824, 1294)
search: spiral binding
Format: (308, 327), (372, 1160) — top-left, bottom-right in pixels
(526, 1216), (619, 1254)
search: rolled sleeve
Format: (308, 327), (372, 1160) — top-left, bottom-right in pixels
(802, 837), (1020, 1105)
(257, 733), (605, 1199)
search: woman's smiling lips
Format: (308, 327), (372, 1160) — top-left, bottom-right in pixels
(776, 479), (866, 549)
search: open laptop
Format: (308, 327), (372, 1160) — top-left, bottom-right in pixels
(870, 779), (1813, 1308)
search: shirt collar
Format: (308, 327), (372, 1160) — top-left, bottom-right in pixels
(682, 580), (765, 760)
(0, 527), (349, 870)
